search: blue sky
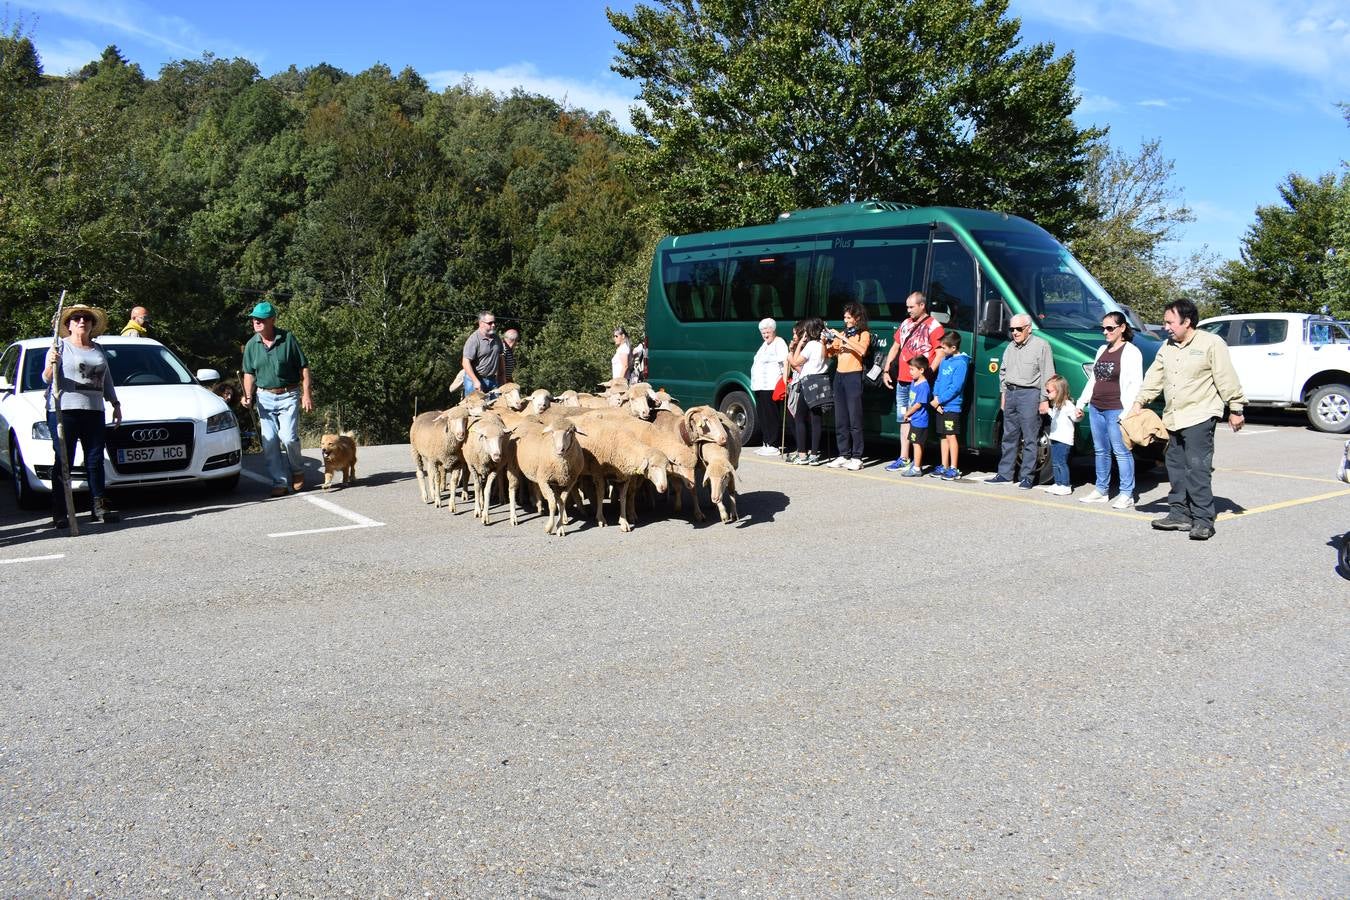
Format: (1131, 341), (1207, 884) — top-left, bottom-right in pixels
(10, 0), (1349, 264)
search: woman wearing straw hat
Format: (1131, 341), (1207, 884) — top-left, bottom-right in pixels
(42, 303), (122, 527)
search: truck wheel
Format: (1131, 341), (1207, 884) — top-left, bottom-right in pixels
(717, 389), (757, 446)
(1306, 384), (1350, 433)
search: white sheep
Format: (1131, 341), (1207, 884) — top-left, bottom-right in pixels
(699, 410), (744, 523)
(461, 411), (514, 525)
(507, 419), (586, 536)
(409, 408), (469, 509)
(570, 409), (672, 532)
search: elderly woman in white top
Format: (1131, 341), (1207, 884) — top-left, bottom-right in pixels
(750, 317), (789, 456)
(1073, 310), (1144, 509)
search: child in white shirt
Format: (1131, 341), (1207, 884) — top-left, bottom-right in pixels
(1043, 374), (1076, 496)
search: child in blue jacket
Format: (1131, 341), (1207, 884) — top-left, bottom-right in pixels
(929, 332), (970, 480)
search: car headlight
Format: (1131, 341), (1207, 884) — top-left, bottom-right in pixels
(32, 421), (50, 441)
(206, 410), (238, 433)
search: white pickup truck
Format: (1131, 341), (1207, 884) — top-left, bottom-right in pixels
(1197, 312), (1350, 433)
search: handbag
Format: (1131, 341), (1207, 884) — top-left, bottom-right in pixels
(800, 372), (834, 410)
(771, 375), (787, 402)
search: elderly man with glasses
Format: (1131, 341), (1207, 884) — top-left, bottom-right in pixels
(986, 313), (1055, 488)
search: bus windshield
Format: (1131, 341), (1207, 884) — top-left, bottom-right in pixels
(974, 229), (1121, 329)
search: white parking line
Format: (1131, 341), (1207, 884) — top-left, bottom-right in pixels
(0, 553), (66, 566)
(243, 469), (386, 537)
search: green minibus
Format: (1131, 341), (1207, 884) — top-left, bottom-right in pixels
(644, 200), (1160, 473)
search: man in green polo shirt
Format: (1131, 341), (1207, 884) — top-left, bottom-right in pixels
(240, 301), (314, 496)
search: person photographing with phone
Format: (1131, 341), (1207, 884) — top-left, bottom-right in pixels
(824, 301), (872, 471)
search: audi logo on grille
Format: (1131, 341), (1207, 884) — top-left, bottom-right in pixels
(131, 428), (171, 442)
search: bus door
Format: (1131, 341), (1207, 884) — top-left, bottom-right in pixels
(972, 267), (1014, 454)
(924, 230), (989, 451)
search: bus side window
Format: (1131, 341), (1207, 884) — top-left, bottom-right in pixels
(662, 256), (725, 322)
(726, 251), (811, 322)
(928, 234), (976, 332)
(811, 226), (927, 321)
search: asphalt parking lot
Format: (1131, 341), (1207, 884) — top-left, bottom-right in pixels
(1, 413), (1346, 895)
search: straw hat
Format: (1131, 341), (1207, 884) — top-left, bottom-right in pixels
(58, 304), (109, 337)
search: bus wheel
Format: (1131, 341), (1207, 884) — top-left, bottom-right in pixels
(718, 390), (757, 446)
(991, 415), (1052, 485)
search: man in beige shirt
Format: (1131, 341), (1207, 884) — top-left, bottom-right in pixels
(1131, 298), (1246, 540)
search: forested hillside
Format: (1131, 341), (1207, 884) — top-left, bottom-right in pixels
(1, 41), (650, 440)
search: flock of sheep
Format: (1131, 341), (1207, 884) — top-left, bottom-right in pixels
(408, 379), (743, 536)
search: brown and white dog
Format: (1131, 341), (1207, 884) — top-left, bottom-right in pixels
(320, 432), (358, 490)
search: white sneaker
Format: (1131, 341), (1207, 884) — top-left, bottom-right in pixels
(1039, 484), (1058, 493)
(826, 456), (848, 468)
(845, 458), (863, 471)
(754, 445), (779, 456)
(1110, 495), (1135, 510)
(1078, 489), (1109, 503)
(1045, 484), (1072, 496)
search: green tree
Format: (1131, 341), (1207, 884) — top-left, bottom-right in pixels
(1069, 138), (1215, 323)
(1211, 172), (1347, 318)
(609, 0), (1101, 236)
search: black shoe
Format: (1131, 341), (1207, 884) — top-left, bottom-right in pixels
(1151, 514), (1192, 532)
(90, 499), (121, 524)
(1189, 523), (1215, 541)
(52, 515), (69, 530)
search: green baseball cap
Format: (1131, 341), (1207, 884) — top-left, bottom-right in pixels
(247, 301), (276, 319)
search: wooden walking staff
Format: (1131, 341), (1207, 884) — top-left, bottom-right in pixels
(48, 290), (80, 535)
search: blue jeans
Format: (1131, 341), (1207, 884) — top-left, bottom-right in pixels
(894, 381), (912, 421)
(1088, 405), (1135, 497)
(47, 409), (107, 509)
(467, 375), (499, 397)
(1051, 440), (1071, 486)
(257, 389), (304, 488)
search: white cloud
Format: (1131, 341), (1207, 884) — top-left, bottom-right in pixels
(17, 0), (250, 60)
(1138, 98), (1170, 107)
(35, 36), (101, 76)
(1016, 0), (1350, 85)
(425, 62), (640, 129)
(1075, 89), (1119, 114)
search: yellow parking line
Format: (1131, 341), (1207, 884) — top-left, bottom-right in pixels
(1217, 487), (1350, 521)
(747, 456), (1350, 522)
(1216, 467), (1341, 484)
(743, 456), (1149, 519)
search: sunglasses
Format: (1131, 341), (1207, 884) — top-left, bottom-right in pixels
(1010, 325), (1030, 333)
(69, 314), (95, 323)
(1101, 324), (1122, 333)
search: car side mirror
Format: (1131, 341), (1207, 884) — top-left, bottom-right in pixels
(978, 300), (1011, 338)
(196, 368), (221, 383)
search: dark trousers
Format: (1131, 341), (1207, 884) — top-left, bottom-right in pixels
(998, 387), (1042, 480)
(47, 409), (108, 510)
(793, 396), (823, 454)
(1164, 418), (1218, 527)
(754, 389), (783, 448)
(833, 371), (864, 459)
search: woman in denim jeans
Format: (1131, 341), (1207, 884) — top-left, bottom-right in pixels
(1074, 311), (1142, 509)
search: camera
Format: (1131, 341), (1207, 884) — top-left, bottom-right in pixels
(822, 328), (837, 341)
